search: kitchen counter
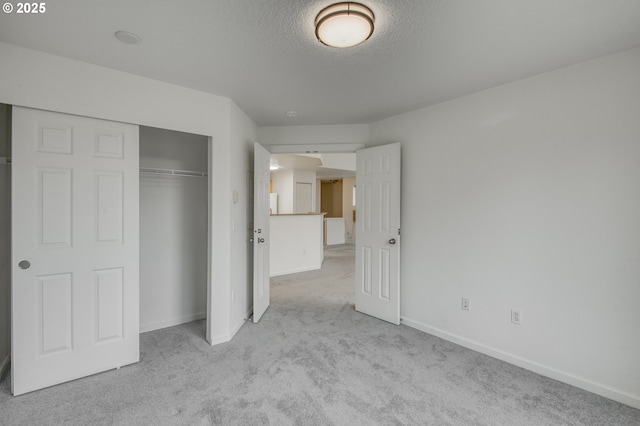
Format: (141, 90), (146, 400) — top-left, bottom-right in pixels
(270, 214), (324, 277)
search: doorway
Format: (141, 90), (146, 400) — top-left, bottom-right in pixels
(269, 152), (357, 300)
(139, 126), (209, 333)
(256, 144), (401, 326)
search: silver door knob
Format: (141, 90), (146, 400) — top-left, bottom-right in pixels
(18, 260), (31, 270)
(249, 238), (254, 243)
(258, 237), (265, 243)
(388, 238), (396, 245)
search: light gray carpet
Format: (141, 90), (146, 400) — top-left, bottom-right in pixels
(1, 244), (639, 425)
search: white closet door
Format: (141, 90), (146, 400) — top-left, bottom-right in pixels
(11, 107), (139, 395)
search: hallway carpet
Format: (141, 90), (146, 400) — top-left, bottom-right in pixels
(1, 245), (639, 425)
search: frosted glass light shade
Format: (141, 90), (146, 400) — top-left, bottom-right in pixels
(315, 2), (375, 48)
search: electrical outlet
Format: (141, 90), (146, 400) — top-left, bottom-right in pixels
(461, 297), (470, 311)
(511, 309), (522, 325)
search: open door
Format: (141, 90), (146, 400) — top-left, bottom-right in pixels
(11, 107), (139, 395)
(355, 143), (401, 325)
(252, 142), (270, 323)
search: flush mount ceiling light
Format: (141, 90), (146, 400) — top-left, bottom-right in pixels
(315, 2), (375, 48)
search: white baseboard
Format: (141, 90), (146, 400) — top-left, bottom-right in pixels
(229, 318), (246, 340)
(0, 354), (9, 381)
(140, 312), (206, 333)
(400, 316), (640, 410)
(208, 333), (231, 345)
(207, 315), (248, 346)
(270, 264), (322, 277)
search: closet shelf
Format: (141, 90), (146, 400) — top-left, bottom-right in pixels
(140, 167), (207, 177)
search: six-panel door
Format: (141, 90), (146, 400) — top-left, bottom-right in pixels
(11, 107), (140, 395)
(355, 143), (401, 325)
(253, 142), (271, 323)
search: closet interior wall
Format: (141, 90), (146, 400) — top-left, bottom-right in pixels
(139, 126), (208, 332)
(0, 104), (11, 375)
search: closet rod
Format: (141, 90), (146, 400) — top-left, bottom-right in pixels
(140, 167), (207, 177)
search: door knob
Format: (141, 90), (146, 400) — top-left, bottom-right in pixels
(258, 237), (265, 243)
(388, 238), (396, 245)
(249, 238), (254, 243)
(18, 260), (31, 270)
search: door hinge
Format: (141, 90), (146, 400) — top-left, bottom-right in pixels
(398, 228), (401, 236)
(0, 157), (11, 165)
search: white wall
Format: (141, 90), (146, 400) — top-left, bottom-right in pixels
(139, 127), (208, 332)
(319, 153), (356, 172)
(270, 169), (317, 214)
(259, 124), (369, 147)
(271, 169), (294, 214)
(0, 42), (244, 345)
(369, 48), (640, 408)
(0, 104), (10, 377)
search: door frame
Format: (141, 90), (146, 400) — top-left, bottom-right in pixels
(254, 143), (393, 316)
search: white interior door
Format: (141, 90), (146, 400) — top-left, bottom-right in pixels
(11, 107), (139, 395)
(355, 143), (401, 324)
(253, 142), (270, 323)
(295, 182), (312, 213)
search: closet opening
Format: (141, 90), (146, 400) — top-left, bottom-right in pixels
(139, 126), (209, 335)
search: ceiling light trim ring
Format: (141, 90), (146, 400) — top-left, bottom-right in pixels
(114, 30), (141, 45)
(315, 2), (375, 48)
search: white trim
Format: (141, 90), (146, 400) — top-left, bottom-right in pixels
(0, 354), (9, 381)
(400, 316), (640, 410)
(229, 318), (246, 340)
(209, 333), (231, 346)
(270, 264), (322, 277)
(140, 312), (206, 333)
(267, 143), (365, 154)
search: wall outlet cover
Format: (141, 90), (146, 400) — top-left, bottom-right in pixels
(461, 297), (470, 311)
(511, 309), (522, 325)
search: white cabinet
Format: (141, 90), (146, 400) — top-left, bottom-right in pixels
(270, 214), (324, 276)
(325, 217), (346, 245)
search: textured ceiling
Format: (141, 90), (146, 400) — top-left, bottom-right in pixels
(1, 1), (640, 126)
